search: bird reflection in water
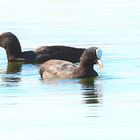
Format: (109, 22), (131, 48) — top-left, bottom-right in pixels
(6, 62), (22, 74)
(80, 77), (103, 117)
(80, 77), (103, 105)
(0, 62), (22, 87)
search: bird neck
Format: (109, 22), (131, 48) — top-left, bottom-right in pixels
(73, 63), (97, 78)
(5, 39), (23, 62)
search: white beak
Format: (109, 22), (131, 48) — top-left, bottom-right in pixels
(97, 59), (103, 69)
(96, 48), (103, 69)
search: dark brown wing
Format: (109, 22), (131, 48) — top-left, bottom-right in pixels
(34, 45), (85, 63)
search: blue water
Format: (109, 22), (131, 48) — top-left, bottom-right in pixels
(0, 0), (140, 140)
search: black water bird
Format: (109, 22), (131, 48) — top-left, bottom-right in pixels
(0, 32), (85, 63)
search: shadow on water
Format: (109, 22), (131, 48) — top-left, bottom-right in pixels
(80, 77), (103, 105)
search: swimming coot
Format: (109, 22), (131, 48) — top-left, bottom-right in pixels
(0, 32), (85, 63)
(39, 47), (103, 79)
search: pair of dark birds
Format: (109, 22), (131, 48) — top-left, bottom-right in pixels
(0, 32), (103, 80)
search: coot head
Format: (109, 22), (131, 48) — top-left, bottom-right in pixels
(79, 47), (103, 69)
(0, 32), (22, 61)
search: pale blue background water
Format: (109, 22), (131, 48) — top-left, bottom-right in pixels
(0, 0), (140, 140)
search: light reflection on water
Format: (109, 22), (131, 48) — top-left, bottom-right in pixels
(0, 50), (140, 140)
(0, 57), (103, 114)
(0, 44), (140, 139)
(0, 0), (140, 139)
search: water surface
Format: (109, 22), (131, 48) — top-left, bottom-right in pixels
(0, 0), (140, 140)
